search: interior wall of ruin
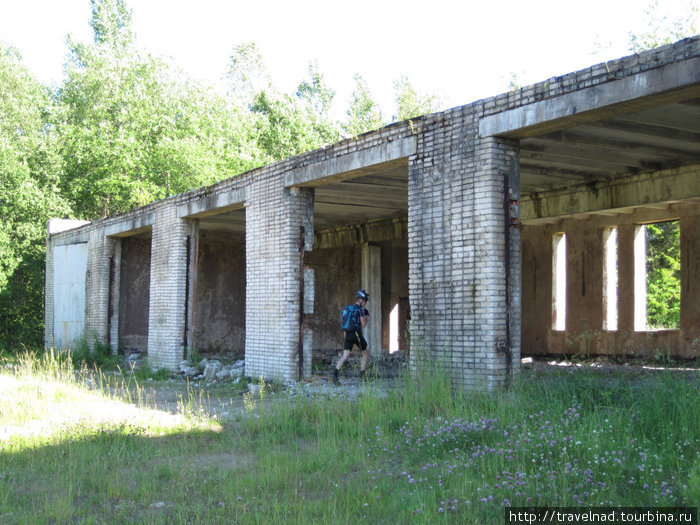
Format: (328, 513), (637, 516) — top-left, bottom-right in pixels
(521, 202), (700, 358)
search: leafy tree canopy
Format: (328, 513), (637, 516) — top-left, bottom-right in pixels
(58, 3), (267, 218)
(344, 74), (384, 137)
(645, 221), (681, 329)
(628, 0), (699, 52)
(392, 75), (441, 122)
(0, 43), (72, 347)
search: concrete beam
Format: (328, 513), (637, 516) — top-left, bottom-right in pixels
(521, 164), (700, 222)
(176, 187), (248, 219)
(480, 58), (700, 138)
(284, 136), (417, 187)
(49, 230), (90, 247)
(314, 217), (407, 250)
(104, 213), (155, 237)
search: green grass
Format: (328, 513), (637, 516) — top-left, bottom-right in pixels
(0, 350), (698, 524)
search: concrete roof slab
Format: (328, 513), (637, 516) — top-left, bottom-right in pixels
(284, 136), (417, 188)
(104, 213), (155, 237)
(479, 58), (700, 139)
(176, 187), (248, 219)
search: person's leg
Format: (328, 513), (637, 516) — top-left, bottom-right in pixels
(333, 332), (353, 377)
(359, 334), (369, 378)
(359, 350), (369, 380)
(360, 349), (369, 372)
(332, 334), (353, 383)
(336, 349), (351, 370)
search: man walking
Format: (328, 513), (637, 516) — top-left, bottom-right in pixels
(332, 290), (370, 383)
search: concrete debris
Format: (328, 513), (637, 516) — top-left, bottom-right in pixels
(129, 351), (406, 390)
(203, 360), (222, 380)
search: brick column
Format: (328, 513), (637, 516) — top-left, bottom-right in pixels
(147, 206), (195, 370)
(362, 243), (382, 356)
(246, 179), (314, 382)
(680, 215), (700, 341)
(478, 136), (521, 386)
(408, 109), (520, 390)
(84, 227), (115, 349)
(108, 239), (122, 355)
(45, 231), (56, 348)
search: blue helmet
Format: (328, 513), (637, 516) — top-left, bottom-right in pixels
(357, 290), (369, 301)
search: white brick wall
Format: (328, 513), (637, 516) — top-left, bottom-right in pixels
(147, 205), (193, 370)
(84, 227), (113, 348)
(245, 171), (314, 381)
(408, 110), (520, 389)
(45, 38), (698, 388)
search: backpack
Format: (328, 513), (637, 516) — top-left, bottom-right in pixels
(340, 304), (362, 332)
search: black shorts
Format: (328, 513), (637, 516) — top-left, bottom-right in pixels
(343, 331), (368, 351)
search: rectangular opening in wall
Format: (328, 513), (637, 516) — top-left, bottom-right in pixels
(552, 233), (567, 331)
(389, 302), (399, 354)
(603, 227), (618, 331)
(635, 220), (681, 331)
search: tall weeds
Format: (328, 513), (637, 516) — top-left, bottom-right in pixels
(0, 350), (697, 524)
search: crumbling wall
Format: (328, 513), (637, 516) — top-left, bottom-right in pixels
(304, 238), (409, 364)
(304, 245), (362, 362)
(118, 237), (150, 354)
(408, 108), (520, 390)
(522, 202), (700, 358)
(194, 232), (245, 357)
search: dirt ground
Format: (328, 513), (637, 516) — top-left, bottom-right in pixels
(126, 354), (698, 421)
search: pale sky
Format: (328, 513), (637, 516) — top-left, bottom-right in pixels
(1, 0), (698, 118)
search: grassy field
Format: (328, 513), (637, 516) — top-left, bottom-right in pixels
(0, 350), (698, 524)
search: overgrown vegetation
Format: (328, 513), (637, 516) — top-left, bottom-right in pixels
(646, 221), (681, 329)
(0, 351), (697, 523)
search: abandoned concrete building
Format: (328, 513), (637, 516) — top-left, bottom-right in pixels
(45, 37), (700, 389)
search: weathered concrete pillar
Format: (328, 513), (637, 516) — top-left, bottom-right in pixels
(185, 219), (199, 360)
(147, 206), (195, 370)
(245, 178), (314, 382)
(84, 227), (116, 349)
(680, 215), (700, 342)
(362, 243), (382, 356)
(108, 239), (122, 355)
(616, 224), (636, 334)
(408, 109), (520, 390)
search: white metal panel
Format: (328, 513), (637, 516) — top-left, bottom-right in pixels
(52, 243), (88, 348)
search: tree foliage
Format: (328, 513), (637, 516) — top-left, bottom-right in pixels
(57, 1), (267, 219)
(0, 44), (72, 348)
(393, 75), (441, 122)
(628, 0), (699, 52)
(226, 42), (272, 108)
(645, 221), (681, 329)
(344, 74), (384, 136)
(0, 0), (466, 350)
(250, 62), (341, 161)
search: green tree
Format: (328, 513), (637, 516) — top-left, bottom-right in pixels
(296, 62), (336, 117)
(344, 74), (384, 136)
(58, 0), (265, 218)
(250, 62), (340, 160)
(0, 44), (72, 348)
(226, 41), (272, 108)
(645, 221), (681, 329)
(89, 0), (134, 48)
(628, 0), (699, 52)
(392, 75), (441, 122)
